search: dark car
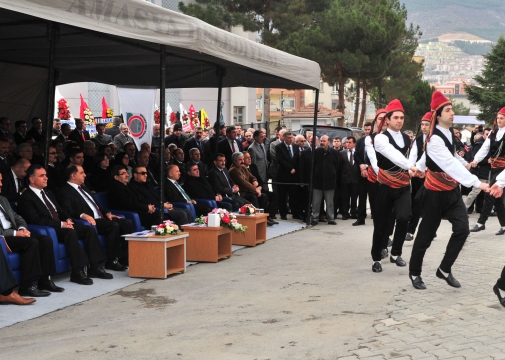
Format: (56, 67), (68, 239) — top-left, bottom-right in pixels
(298, 125), (364, 147)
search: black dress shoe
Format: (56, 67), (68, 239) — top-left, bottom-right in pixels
(105, 259), (128, 271)
(18, 285), (51, 297)
(409, 274), (426, 290)
(318, 217), (326, 223)
(496, 228), (505, 235)
(88, 266), (113, 279)
(310, 220), (318, 226)
(490, 212), (497, 217)
(387, 238), (393, 247)
(381, 248), (388, 259)
(70, 270), (93, 285)
(390, 256), (407, 267)
(372, 262), (382, 273)
(268, 218), (279, 224)
(352, 220), (365, 226)
(327, 220), (337, 225)
(405, 233), (414, 241)
(280, 216), (288, 220)
(436, 269), (461, 288)
(38, 280), (65, 292)
(493, 284), (505, 308)
(470, 224), (485, 232)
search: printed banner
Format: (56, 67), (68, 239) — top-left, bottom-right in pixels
(117, 87), (156, 150)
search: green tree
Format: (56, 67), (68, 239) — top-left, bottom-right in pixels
(466, 36), (505, 123)
(402, 80), (434, 132)
(448, 97), (471, 115)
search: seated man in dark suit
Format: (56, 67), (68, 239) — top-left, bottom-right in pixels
(17, 165), (111, 285)
(1, 157), (30, 202)
(218, 126), (243, 169)
(164, 164), (213, 217)
(183, 126), (206, 164)
(0, 173), (63, 297)
(183, 162), (238, 212)
(13, 120), (28, 145)
(170, 148), (186, 185)
(0, 138), (14, 174)
(57, 165), (132, 271)
(136, 150), (159, 187)
(108, 165), (169, 228)
(187, 148), (206, 177)
(67, 118), (90, 150)
(208, 153), (250, 207)
(128, 165), (193, 225)
(0, 248), (36, 305)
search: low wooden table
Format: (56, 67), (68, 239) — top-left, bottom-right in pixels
(126, 233), (188, 279)
(180, 225), (232, 262)
(232, 213), (268, 246)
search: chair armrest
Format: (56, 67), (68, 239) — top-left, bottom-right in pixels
(172, 202), (197, 219)
(194, 199), (217, 208)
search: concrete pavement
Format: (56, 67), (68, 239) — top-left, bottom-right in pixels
(0, 212), (504, 359)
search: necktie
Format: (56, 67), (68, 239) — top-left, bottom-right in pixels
(231, 140), (237, 153)
(80, 131), (85, 142)
(16, 178), (24, 193)
(350, 150), (354, 166)
(78, 186), (104, 218)
(288, 145), (292, 158)
(41, 191), (60, 221)
(174, 182), (191, 201)
(260, 144), (265, 155)
(220, 169), (232, 188)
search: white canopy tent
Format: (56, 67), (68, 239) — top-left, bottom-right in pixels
(453, 115), (485, 125)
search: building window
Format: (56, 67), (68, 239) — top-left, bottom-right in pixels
(256, 99), (263, 109)
(233, 106), (245, 124)
(283, 98), (295, 109)
(319, 81), (324, 93)
(332, 84), (338, 95)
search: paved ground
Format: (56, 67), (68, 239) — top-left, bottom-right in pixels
(1, 212), (504, 360)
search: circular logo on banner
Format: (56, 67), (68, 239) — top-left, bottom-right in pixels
(127, 114), (146, 139)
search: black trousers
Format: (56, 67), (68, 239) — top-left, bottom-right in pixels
(371, 184), (411, 261)
(244, 192), (269, 211)
(409, 187), (468, 276)
(341, 182), (359, 217)
(278, 185), (298, 218)
(219, 197), (240, 212)
(6, 235), (55, 286)
(497, 265), (505, 290)
(367, 180), (379, 220)
(168, 208), (194, 224)
(299, 186), (309, 218)
(478, 169), (505, 226)
(262, 189), (279, 219)
(407, 178), (425, 234)
(357, 175), (368, 221)
(95, 218), (133, 261)
(54, 223), (106, 270)
(0, 249), (17, 295)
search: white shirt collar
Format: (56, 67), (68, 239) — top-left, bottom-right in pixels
(387, 128), (401, 137)
(435, 125), (453, 144)
(67, 181), (80, 190)
(29, 185), (44, 195)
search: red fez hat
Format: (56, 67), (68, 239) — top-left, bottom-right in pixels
(385, 99), (404, 114)
(498, 107), (505, 116)
(430, 91), (451, 111)
(375, 108), (386, 119)
(421, 112), (432, 122)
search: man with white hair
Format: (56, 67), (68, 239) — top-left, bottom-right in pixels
(113, 123), (134, 152)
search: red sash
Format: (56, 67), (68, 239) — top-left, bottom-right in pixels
(424, 170), (459, 191)
(490, 156), (505, 169)
(377, 169), (409, 189)
(366, 166), (377, 183)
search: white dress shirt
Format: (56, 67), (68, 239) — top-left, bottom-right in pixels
(473, 127), (505, 163)
(0, 204), (13, 233)
(416, 125), (480, 188)
(11, 169), (21, 193)
(408, 134), (427, 167)
(365, 136), (379, 175)
(374, 128), (410, 170)
(67, 182), (100, 219)
(495, 169), (505, 188)
(347, 149), (354, 162)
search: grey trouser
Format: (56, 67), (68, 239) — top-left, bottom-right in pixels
(312, 189), (335, 221)
(464, 179), (488, 209)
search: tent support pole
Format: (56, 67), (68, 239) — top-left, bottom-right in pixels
(214, 67), (224, 157)
(159, 45), (167, 224)
(306, 90), (319, 225)
(44, 22), (56, 168)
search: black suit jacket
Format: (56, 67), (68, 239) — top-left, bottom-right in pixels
(183, 175), (215, 199)
(0, 169), (24, 202)
(339, 149), (360, 184)
(57, 184), (107, 219)
(218, 138), (243, 169)
(274, 142), (300, 183)
(68, 129), (91, 149)
(248, 164), (264, 187)
(354, 136), (367, 166)
(26, 128), (46, 143)
(17, 188), (71, 228)
(208, 166), (236, 196)
(183, 137), (206, 163)
(108, 180), (151, 213)
(13, 132), (27, 145)
(128, 179), (165, 205)
(164, 179), (189, 203)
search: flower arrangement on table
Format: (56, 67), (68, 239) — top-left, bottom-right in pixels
(106, 108), (114, 119)
(154, 220), (181, 235)
(195, 208), (248, 233)
(57, 98), (71, 120)
(239, 204), (256, 215)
